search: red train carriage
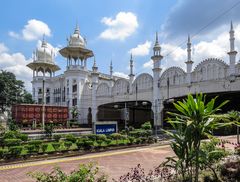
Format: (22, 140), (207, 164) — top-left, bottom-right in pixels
(12, 104), (68, 126)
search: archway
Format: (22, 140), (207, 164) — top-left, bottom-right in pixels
(97, 101), (153, 130)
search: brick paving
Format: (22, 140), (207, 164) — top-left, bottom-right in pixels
(0, 135), (237, 182)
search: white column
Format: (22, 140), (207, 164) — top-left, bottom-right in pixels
(84, 59), (87, 70)
(92, 82), (97, 123)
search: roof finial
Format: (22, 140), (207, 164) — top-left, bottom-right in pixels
(155, 31), (159, 44)
(74, 20), (80, 34)
(93, 56), (96, 67)
(188, 34), (190, 43)
(110, 60), (113, 77)
(42, 34), (47, 48)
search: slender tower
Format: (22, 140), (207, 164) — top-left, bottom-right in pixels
(91, 56), (99, 126)
(228, 21), (237, 76)
(109, 60), (114, 89)
(129, 54), (135, 93)
(185, 35), (193, 85)
(151, 32), (163, 129)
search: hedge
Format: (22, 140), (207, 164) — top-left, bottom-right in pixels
(8, 146), (23, 158)
(4, 138), (22, 147)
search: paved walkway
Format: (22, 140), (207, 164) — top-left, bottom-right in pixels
(0, 135), (237, 182)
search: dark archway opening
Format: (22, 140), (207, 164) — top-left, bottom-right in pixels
(97, 101), (153, 130)
(162, 91), (240, 134)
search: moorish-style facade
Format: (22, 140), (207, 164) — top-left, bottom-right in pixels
(27, 22), (240, 129)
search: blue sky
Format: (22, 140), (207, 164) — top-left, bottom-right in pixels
(1, 0), (240, 91)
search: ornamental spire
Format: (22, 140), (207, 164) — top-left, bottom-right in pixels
(129, 53), (134, 76)
(42, 34), (47, 48)
(110, 60), (113, 77)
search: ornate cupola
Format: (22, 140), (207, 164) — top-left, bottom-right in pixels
(59, 24), (94, 70)
(27, 35), (60, 78)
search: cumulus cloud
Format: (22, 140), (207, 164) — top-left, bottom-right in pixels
(0, 43), (8, 53)
(162, 0), (240, 40)
(129, 41), (152, 56)
(9, 19), (51, 41)
(113, 71), (129, 79)
(99, 12), (138, 41)
(143, 59), (153, 69)
(0, 43), (32, 90)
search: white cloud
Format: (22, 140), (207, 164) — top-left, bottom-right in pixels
(9, 19), (51, 41)
(0, 43), (8, 53)
(99, 12), (138, 41)
(143, 59), (153, 69)
(0, 43), (32, 91)
(113, 71), (129, 79)
(129, 41), (152, 56)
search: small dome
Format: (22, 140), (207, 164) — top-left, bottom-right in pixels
(68, 26), (85, 48)
(35, 39), (54, 63)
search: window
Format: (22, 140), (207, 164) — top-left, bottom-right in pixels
(72, 84), (77, 92)
(72, 98), (77, 106)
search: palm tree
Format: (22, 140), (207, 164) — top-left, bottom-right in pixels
(165, 93), (229, 182)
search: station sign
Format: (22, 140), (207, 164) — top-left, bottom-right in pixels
(94, 121), (118, 135)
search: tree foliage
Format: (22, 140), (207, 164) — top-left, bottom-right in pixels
(0, 70), (34, 112)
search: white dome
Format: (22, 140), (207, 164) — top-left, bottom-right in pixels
(35, 40), (54, 63)
(68, 26), (85, 47)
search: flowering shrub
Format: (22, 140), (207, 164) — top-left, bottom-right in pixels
(113, 164), (175, 182)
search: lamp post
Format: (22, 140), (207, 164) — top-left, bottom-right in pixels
(42, 79), (45, 131)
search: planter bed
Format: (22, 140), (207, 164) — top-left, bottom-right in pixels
(0, 143), (161, 166)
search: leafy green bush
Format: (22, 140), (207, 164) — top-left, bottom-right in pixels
(0, 149), (7, 159)
(25, 144), (35, 154)
(105, 139), (112, 146)
(3, 131), (28, 141)
(41, 143), (49, 153)
(53, 135), (62, 142)
(4, 138), (21, 147)
(109, 133), (122, 145)
(128, 136), (135, 144)
(28, 162), (107, 182)
(64, 141), (72, 150)
(52, 142), (61, 152)
(8, 146), (23, 158)
(141, 121), (152, 130)
(28, 140), (43, 153)
(65, 134), (76, 143)
(83, 140), (94, 150)
(96, 134), (107, 141)
(129, 129), (151, 138)
(76, 139), (84, 150)
(85, 134), (97, 141)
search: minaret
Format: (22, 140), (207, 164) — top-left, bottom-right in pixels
(109, 60), (114, 89)
(129, 54), (135, 93)
(185, 35), (193, 85)
(91, 56), (99, 126)
(151, 32), (163, 129)
(228, 21), (237, 76)
(110, 60), (113, 78)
